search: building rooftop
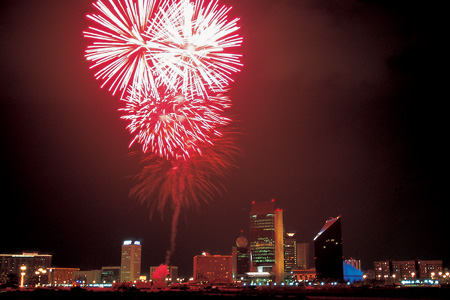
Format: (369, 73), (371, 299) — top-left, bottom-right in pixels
(314, 215), (341, 241)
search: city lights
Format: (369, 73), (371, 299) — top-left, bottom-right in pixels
(2, 206), (448, 295)
(1, 1), (447, 298)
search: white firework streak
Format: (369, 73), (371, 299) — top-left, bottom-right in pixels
(147, 0), (243, 98)
(84, 0), (163, 98)
(120, 89), (231, 160)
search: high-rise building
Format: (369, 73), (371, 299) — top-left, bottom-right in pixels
(314, 216), (343, 281)
(296, 242), (310, 270)
(193, 252), (233, 283)
(249, 199), (285, 283)
(120, 240), (142, 282)
(284, 232), (297, 274)
(232, 232), (250, 280)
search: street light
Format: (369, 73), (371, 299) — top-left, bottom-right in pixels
(35, 268), (47, 287)
(20, 265), (27, 288)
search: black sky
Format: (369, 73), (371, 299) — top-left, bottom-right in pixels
(1, 0), (447, 277)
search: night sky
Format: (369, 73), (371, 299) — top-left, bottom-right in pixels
(1, 1), (447, 277)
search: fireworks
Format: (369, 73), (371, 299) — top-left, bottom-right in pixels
(84, 0), (242, 266)
(84, 0), (242, 99)
(120, 88), (231, 159)
(84, 0), (160, 97)
(148, 0), (243, 98)
(129, 130), (239, 218)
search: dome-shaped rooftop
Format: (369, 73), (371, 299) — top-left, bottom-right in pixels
(236, 235), (248, 248)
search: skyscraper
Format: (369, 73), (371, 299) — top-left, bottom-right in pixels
(314, 216), (343, 281)
(120, 240), (142, 282)
(284, 232), (297, 274)
(249, 199), (285, 283)
(232, 232), (250, 280)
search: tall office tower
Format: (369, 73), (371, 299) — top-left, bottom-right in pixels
(249, 199), (285, 283)
(232, 233), (250, 280)
(314, 216), (343, 281)
(120, 240), (142, 282)
(296, 242), (310, 270)
(284, 232), (297, 273)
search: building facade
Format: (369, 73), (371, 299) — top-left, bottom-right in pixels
(249, 200), (285, 283)
(73, 270), (102, 285)
(344, 258), (361, 271)
(374, 260), (444, 282)
(314, 216), (344, 281)
(193, 252), (233, 283)
(292, 268), (316, 282)
(120, 240), (142, 282)
(48, 268), (80, 285)
(0, 252), (52, 280)
(296, 242), (310, 270)
(101, 266), (120, 284)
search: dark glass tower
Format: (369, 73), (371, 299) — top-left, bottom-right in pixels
(314, 216), (343, 281)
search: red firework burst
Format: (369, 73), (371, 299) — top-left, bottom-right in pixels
(120, 88), (231, 159)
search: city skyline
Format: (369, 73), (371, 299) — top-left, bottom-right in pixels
(1, 221), (447, 285)
(1, 0), (447, 279)
(2, 203), (446, 279)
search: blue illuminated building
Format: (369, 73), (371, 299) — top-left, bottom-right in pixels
(343, 262), (363, 282)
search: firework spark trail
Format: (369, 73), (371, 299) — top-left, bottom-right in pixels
(148, 0), (243, 98)
(129, 130), (240, 267)
(84, 0), (242, 100)
(129, 131), (240, 219)
(84, 0), (162, 98)
(84, 0), (242, 269)
(120, 88), (231, 160)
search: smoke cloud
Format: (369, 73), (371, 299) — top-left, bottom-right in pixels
(152, 264), (169, 283)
